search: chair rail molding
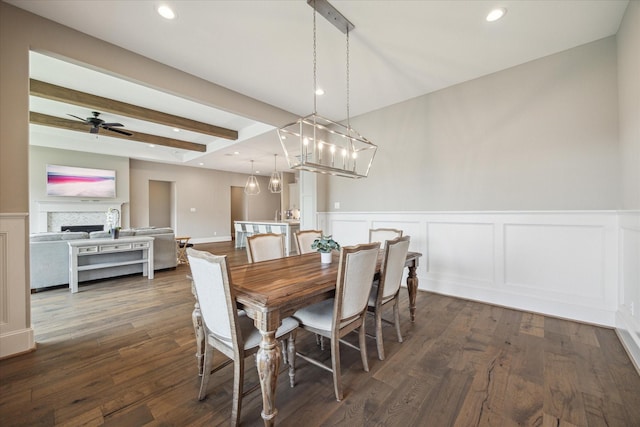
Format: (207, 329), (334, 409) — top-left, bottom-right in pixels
(0, 213), (34, 358)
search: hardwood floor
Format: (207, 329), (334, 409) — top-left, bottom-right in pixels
(1, 241), (639, 426)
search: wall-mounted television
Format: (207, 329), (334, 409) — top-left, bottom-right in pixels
(46, 164), (116, 198)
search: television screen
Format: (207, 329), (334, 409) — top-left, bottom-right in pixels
(46, 165), (116, 198)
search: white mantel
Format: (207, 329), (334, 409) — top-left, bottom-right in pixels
(35, 200), (124, 233)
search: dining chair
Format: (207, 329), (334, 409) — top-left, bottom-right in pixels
(369, 228), (403, 248)
(367, 235), (410, 360)
(295, 229), (322, 254)
(246, 233), (286, 263)
(292, 241), (381, 401)
(187, 248), (298, 426)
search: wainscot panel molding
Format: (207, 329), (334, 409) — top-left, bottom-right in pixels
(318, 211), (620, 329)
(0, 213), (35, 358)
(616, 211), (640, 371)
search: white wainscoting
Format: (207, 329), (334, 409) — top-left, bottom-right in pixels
(318, 211), (620, 328)
(616, 211), (640, 370)
(0, 213), (35, 358)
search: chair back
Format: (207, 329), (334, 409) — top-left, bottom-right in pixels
(334, 242), (380, 325)
(246, 233), (286, 263)
(187, 249), (240, 348)
(295, 229), (322, 254)
(369, 228), (403, 248)
(379, 236), (411, 300)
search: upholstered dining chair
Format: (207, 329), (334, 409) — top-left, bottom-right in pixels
(369, 228), (403, 249)
(295, 229), (322, 255)
(187, 248), (298, 426)
(246, 233), (286, 263)
(367, 235), (411, 360)
(292, 241), (381, 401)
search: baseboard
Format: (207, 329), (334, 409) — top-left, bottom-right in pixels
(0, 328), (35, 359)
(616, 310), (640, 374)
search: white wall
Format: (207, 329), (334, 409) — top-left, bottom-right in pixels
(320, 37), (620, 212)
(615, 0), (640, 370)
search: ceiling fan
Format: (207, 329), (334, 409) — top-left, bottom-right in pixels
(67, 111), (133, 136)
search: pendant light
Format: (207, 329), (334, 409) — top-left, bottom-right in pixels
(268, 154), (283, 193)
(244, 160), (260, 195)
(277, 0), (377, 179)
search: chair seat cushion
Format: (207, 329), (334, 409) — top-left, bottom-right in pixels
(367, 284), (379, 307)
(237, 313), (299, 350)
(292, 299), (335, 332)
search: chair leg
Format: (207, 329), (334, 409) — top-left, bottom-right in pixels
(281, 340), (288, 365)
(375, 308), (385, 361)
(359, 319), (370, 372)
(198, 342), (213, 400)
(287, 332), (296, 388)
(393, 299), (403, 343)
(231, 355), (244, 427)
(331, 336), (343, 401)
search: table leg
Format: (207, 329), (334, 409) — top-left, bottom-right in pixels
(256, 330), (280, 426)
(406, 263), (418, 322)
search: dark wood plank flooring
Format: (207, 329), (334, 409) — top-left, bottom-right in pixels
(1, 241), (639, 426)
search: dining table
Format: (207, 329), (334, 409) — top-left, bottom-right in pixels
(228, 249), (422, 426)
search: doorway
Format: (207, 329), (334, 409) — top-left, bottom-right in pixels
(149, 180), (174, 228)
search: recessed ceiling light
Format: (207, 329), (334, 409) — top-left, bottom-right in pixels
(234, 151), (240, 155)
(198, 162), (204, 166)
(149, 144), (155, 148)
(486, 7), (507, 22)
(157, 5), (176, 20)
(173, 128), (180, 132)
(315, 88), (325, 96)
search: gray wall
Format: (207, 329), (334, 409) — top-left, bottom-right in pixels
(129, 159), (279, 239)
(618, 1), (640, 211)
(28, 145), (131, 229)
(320, 37), (621, 212)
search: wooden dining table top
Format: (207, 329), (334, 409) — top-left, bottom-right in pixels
(229, 250), (422, 325)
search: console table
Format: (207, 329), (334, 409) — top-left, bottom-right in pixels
(67, 236), (154, 293)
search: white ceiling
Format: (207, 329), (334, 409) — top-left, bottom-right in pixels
(8, 0), (630, 175)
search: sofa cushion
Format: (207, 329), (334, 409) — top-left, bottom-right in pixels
(30, 232), (88, 242)
(134, 227), (173, 235)
(90, 230), (135, 239)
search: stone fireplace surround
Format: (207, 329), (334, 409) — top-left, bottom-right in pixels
(35, 200), (124, 233)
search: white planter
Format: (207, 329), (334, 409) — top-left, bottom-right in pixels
(320, 252), (332, 264)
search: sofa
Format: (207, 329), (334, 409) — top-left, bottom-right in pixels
(30, 227), (177, 290)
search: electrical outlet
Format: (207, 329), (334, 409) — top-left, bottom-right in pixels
(631, 301), (635, 316)
(334, 202), (340, 209)
(214, 232), (217, 236)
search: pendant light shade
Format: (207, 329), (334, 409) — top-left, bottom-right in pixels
(244, 160), (260, 195)
(268, 154), (283, 193)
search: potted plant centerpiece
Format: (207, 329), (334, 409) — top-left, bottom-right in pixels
(311, 235), (340, 264)
(106, 208), (121, 239)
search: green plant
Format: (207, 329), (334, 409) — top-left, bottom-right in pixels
(311, 235), (340, 253)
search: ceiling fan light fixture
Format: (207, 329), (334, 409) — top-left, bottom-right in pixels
(157, 5), (176, 20)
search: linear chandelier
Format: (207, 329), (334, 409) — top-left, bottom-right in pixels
(278, 0), (377, 179)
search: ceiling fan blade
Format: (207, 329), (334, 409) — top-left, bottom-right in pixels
(67, 114), (88, 122)
(104, 126), (133, 136)
(101, 122), (124, 127)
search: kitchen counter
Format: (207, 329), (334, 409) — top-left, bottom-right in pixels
(234, 220), (301, 254)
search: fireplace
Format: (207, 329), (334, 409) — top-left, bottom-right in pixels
(61, 224), (104, 233)
(35, 200), (123, 233)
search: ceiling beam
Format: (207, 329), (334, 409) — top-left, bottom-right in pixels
(30, 112), (207, 152)
(29, 79), (238, 141)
